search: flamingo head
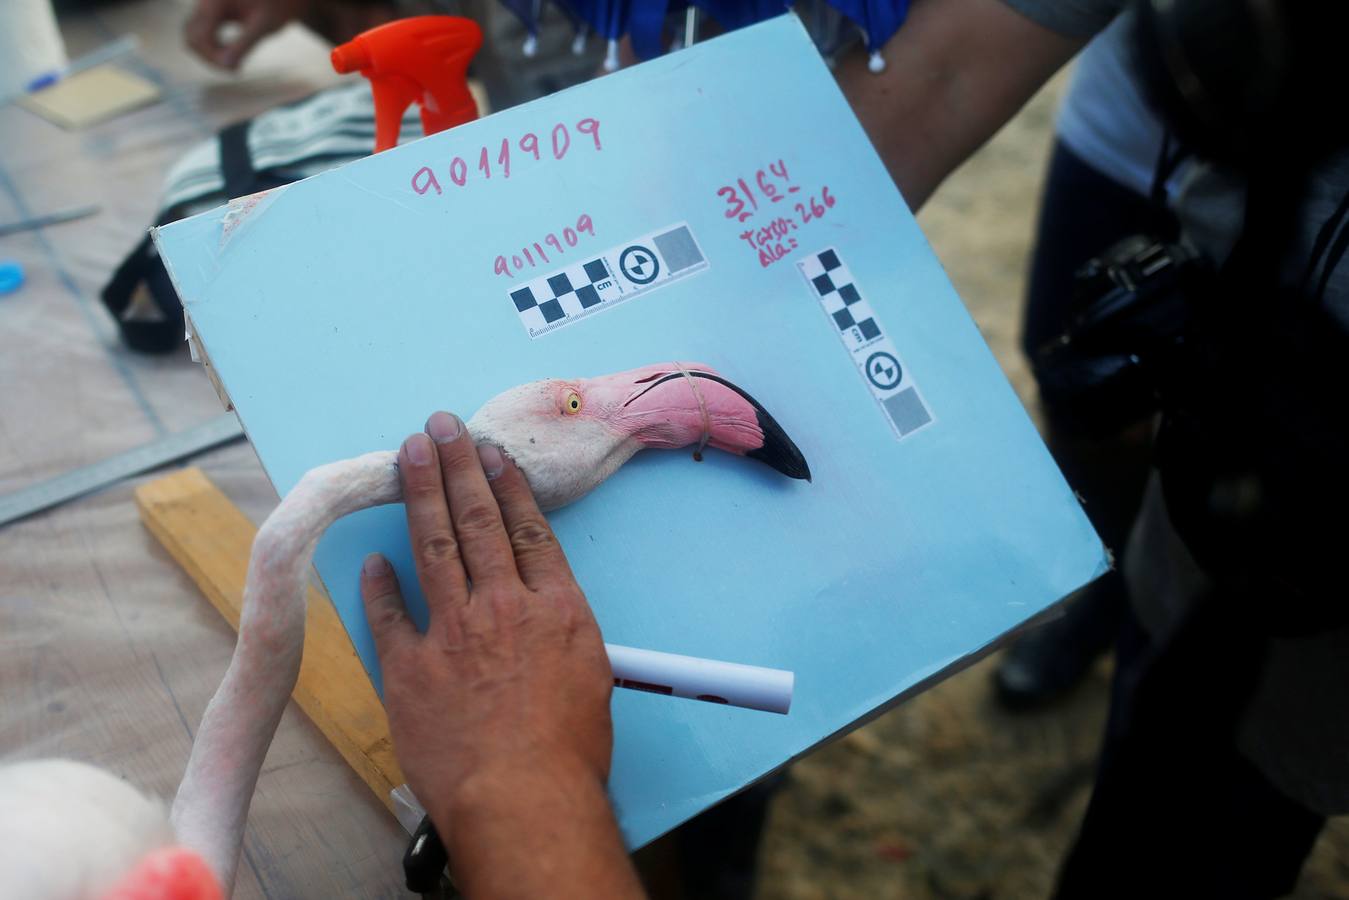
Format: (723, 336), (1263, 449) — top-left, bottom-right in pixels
(466, 362), (810, 510)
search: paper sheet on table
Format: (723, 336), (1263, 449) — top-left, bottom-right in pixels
(20, 64), (160, 128)
(152, 14), (1107, 849)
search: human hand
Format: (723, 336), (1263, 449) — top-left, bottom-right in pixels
(360, 412), (638, 896)
(184, 0), (310, 70)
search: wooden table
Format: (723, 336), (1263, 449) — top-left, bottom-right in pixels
(0, 4), (411, 894)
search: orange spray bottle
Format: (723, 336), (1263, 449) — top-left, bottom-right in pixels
(331, 16), (483, 153)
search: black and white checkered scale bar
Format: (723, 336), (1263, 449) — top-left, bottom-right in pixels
(798, 247), (935, 438)
(807, 249), (883, 346)
(509, 258), (617, 330)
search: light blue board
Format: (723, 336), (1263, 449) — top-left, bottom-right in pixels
(154, 14), (1106, 849)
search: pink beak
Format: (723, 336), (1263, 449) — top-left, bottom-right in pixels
(581, 363), (811, 481)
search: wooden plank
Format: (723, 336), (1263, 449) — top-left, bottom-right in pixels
(135, 467), (404, 813)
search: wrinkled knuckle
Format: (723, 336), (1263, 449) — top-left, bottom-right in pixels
(455, 501), (502, 537)
(417, 531), (461, 565)
(508, 518), (557, 556)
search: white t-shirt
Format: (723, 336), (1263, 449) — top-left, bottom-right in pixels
(1054, 11), (1168, 199)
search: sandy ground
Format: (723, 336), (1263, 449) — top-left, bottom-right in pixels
(750, 74), (1349, 900)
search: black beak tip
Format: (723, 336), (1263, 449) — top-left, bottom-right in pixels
(747, 407), (811, 482)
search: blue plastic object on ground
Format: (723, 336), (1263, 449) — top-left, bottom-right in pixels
(0, 261), (24, 295)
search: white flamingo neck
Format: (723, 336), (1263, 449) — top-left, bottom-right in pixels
(172, 451), (400, 892)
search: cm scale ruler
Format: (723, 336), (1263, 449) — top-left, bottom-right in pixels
(0, 413), (245, 528)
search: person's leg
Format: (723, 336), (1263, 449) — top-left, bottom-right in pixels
(995, 141), (1159, 707)
(633, 772), (786, 900)
(673, 775), (783, 900)
(1055, 600), (1324, 898)
(1217, 754), (1326, 898)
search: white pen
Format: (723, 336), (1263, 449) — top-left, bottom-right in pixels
(606, 643), (794, 715)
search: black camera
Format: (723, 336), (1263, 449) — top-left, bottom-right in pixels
(1025, 0), (1349, 619)
(1031, 234), (1211, 437)
(1035, 225), (1349, 620)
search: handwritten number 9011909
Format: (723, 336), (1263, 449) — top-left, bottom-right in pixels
(411, 118), (601, 195)
(494, 214), (595, 278)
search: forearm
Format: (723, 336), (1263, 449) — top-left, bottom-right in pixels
(435, 763), (645, 899)
(837, 0), (1085, 210)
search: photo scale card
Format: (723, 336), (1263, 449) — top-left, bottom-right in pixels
(153, 14), (1106, 848)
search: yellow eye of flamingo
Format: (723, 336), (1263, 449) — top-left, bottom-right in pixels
(564, 391), (582, 415)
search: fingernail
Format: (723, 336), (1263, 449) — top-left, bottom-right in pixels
(404, 433), (433, 465)
(477, 443), (505, 480)
(426, 411), (463, 444)
(363, 552), (390, 576)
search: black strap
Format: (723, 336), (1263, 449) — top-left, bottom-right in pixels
(100, 119), (262, 354)
(403, 814), (450, 894)
(1146, 128), (1187, 239)
(100, 231), (154, 321)
(218, 120), (258, 201)
(98, 204), (191, 353)
(1308, 190), (1349, 307)
(1300, 190), (1349, 293)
